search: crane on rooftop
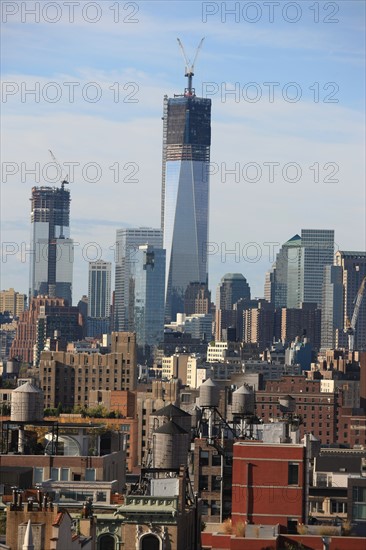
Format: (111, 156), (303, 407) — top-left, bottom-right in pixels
(49, 149), (69, 192)
(344, 275), (366, 353)
(48, 149), (69, 239)
(177, 37), (205, 96)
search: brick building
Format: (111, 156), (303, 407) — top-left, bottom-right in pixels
(281, 303), (321, 349)
(0, 423), (126, 492)
(255, 375), (366, 446)
(337, 407), (366, 447)
(88, 390), (138, 472)
(256, 376), (340, 444)
(192, 437), (233, 523)
(232, 440), (306, 532)
(39, 332), (137, 409)
(10, 296), (83, 364)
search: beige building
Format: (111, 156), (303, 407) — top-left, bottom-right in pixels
(39, 332), (137, 409)
(0, 288), (26, 317)
(207, 341), (228, 363)
(243, 303), (275, 351)
(186, 355), (208, 388)
(161, 353), (190, 383)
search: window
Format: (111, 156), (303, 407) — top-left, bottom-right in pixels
(85, 468), (96, 481)
(211, 500), (221, 516)
(331, 500), (347, 514)
(201, 500), (209, 515)
(34, 467), (44, 483)
(212, 453), (221, 467)
(199, 475), (209, 491)
(51, 467), (59, 481)
(61, 468), (70, 481)
(288, 463), (299, 485)
(211, 475), (221, 491)
(200, 451), (209, 467)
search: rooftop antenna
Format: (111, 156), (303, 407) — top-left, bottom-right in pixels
(177, 37), (205, 97)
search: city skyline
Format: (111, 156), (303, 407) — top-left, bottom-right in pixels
(1, 1), (365, 302)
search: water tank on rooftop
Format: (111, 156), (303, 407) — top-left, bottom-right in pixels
(153, 421), (189, 469)
(279, 394), (296, 414)
(199, 378), (219, 408)
(10, 382), (44, 422)
(232, 385), (255, 416)
(5, 360), (20, 375)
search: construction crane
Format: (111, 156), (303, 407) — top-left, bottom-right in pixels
(48, 149), (69, 191)
(177, 37), (205, 96)
(48, 149), (69, 239)
(345, 276), (366, 352)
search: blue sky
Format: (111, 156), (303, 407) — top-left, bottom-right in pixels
(1, 0), (365, 303)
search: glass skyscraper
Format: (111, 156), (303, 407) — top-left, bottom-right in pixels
(114, 228), (163, 331)
(29, 186), (73, 305)
(161, 80), (211, 322)
(269, 230), (334, 309)
(301, 229), (334, 306)
(130, 244), (166, 360)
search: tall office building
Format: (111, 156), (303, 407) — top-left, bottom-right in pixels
(161, 66), (211, 321)
(87, 260), (111, 337)
(320, 265), (344, 350)
(114, 228), (163, 331)
(335, 251), (366, 351)
(215, 274), (251, 341)
(270, 230), (334, 309)
(216, 273), (251, 310)
(301, 229), (334, 306)
(271, 234), (303, 308)
(130, 245), (166, 359)
(29, 186), (73, 304)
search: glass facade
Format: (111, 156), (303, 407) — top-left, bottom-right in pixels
(114, 228), (163, 331)
(301, 229), (334, 306)
(272, 230), (334, 309)
(130, 245), (166, 359)
(162, 95), (211, 321)
(273, 234), (303, 309)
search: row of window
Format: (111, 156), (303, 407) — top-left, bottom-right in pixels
(34, 467), (96, 483)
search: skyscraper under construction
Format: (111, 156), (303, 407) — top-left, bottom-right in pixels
(161, 39), (211, 321)
(29, 185), (73, 304)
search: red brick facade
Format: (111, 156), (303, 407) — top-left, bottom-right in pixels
(232, 441), (306, 530)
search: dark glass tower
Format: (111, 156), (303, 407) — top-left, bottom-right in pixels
(161, 73), (211, 322)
